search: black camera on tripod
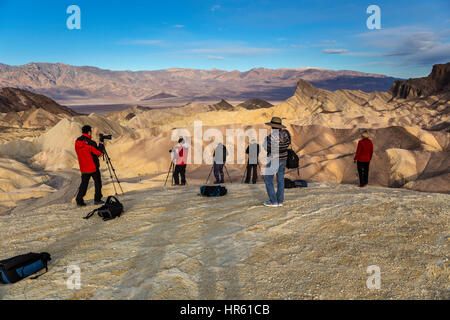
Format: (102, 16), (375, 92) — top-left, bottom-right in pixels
(99, 133), (112, 143)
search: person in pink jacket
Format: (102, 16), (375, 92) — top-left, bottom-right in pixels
(170, 137), (189, 185)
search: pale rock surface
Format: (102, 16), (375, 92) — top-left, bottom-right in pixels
(0, 183), (448, 299)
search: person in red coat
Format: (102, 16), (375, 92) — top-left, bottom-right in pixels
(75, 125), (104, 207)
(354, 130), (373, 187)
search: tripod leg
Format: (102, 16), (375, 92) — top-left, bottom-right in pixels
(241, 165), (247, 184)
(106, 159), (118, 196)
(172, 163), (176, 186)
(103, 148), (123, 195)
(224, 165), (232, 184)
(164, 162), (173, 187)
(206, 166), (213, 184)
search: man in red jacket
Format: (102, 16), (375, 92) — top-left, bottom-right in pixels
(75, 125), (104, 207)
(354, 130), (373, 187)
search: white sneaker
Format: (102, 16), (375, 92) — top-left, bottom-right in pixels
(263, 201), (278, 207)
(277, 203), (284, 207)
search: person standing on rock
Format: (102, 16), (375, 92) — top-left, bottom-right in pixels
(75, 125), (105, 207)
(354, 130), (373, 187)
(170, 137), (189, 186)
(213, 143), (228, 184)
(263, 117), (291, 207)
(245, 139), (261, 184)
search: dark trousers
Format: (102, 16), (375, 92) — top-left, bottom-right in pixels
(245, 164), (258, 184)
(173, 164), (186, 185)
(357, 161), (370, 186)
(76, 170), (102, 203)
(214, 163), (225, 182)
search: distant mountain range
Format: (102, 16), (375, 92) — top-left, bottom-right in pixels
(0, 63), (402, 103)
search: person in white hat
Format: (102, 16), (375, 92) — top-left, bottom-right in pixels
(262, 117), (291, 207)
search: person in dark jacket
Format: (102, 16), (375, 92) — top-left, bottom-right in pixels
(213, 143), (228, 184)
(354, 130), (373, 187)
(245, 139), (260, 184)
(75, 125), (104, 207)
(263, 117), (291, 207)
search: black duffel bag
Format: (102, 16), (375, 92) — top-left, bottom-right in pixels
(200, 185), (227, 197)
(0, 252), (51, 284)
(84, 196), (124, 221)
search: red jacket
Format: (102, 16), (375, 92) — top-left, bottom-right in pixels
(354, 138), (373, 162)
(75, 134), (103, 173)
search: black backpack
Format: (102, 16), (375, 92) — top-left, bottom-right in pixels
(0, 252), (51, 284)
(284, 178), (308, 189)
(84, 196), (124, 221)
(200, 185), (227, 197)
(286, 149), (299, 169)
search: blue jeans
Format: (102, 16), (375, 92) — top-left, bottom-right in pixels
(264, 160), (286, 205)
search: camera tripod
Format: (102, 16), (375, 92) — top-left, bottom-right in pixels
(205, 163), (232, 184)
(241, 162), (261, 183)
(164, 160), (188, 187)
(102, 146), (124, 196)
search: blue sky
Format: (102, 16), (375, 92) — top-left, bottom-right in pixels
(0, 0), (449, 78)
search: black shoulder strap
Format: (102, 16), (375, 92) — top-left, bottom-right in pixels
(107, 196), (121, 205)
(83, 209), (98, 220)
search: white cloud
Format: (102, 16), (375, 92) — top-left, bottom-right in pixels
(206, 55), (226, 60)
(322, 49), (348, 54)
(357, 27), (450, 65)
(211, 5), (221, 12)
(291, 40), (338, 49)
(173, 25), (185, 28)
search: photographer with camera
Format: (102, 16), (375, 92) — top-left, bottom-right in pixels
(75, 125), (105, 207)
(169, 137), (189, 185)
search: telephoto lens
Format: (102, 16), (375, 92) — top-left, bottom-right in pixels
(99, 133), (113, 142)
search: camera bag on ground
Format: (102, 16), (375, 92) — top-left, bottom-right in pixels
(84, 196), (124, 221)
(284, 178), (308, 189)
(0, 252), (51, 284)
(200, 185), (227, 197)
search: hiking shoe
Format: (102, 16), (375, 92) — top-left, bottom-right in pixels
(220, 179), (225, 183)
(94, 200), (105, 205)
(263, 201), (278, 208)
(77, 202), (87, 207)
(214, 180), (220, 184)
